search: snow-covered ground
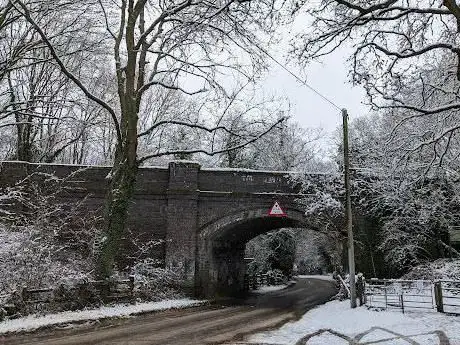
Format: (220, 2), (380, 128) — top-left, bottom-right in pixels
(248, 300), (460, 344)
(253, 284), (289, 294)
(403, 259), (460, 281)
(0, 299), (206, 335)
(296, 275), (335, 281)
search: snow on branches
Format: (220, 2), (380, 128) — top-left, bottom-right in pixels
(0, 170), (101, 295)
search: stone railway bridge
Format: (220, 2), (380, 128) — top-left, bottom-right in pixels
(0, 161), (316, 297)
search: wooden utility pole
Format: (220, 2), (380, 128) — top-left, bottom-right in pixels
(342, 108), (357, 308)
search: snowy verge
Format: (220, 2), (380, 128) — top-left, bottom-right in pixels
(402, 259), (460, 281)
(253, 280), (297, 294)
(0, 299), (206, 335)
(253, 285), (289, 294)
(249, 300), (460, 345)
(295, 275), (335, 282)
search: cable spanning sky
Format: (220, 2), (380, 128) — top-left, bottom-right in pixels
(263, 50), (367, 145)
(259, 20), (368, 151)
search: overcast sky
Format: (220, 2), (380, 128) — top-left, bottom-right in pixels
(263, 50), (368, 146)
(260, 18), (369, 151)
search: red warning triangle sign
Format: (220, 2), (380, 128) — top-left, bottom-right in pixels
(268, 201), (287, 217)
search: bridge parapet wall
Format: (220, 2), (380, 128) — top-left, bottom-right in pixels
(0, 161), (171, 265)
(0, 161), (170, 196)
(199, 168), (299, 194)
(0, 161), (304, 294)
(1, 161), (301, 196)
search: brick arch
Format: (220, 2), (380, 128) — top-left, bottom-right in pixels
(195, 207), (307, 297)
(198, 207), (306, 243)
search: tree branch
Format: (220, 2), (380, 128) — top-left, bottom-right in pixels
(138, 117), (286, 163)
(12, 0), (122, 145)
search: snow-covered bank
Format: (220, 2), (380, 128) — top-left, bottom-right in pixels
(249, 300), (460, 344)
(403, 259), (460, 281)
(253, 285), (289, 294)
(0, 299), (206, 335)
(296, 275), (335, 282)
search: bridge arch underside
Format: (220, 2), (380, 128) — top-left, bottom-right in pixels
(196, 208), (305, 298)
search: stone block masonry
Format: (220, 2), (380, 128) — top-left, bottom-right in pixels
(0, 161), (307, 297)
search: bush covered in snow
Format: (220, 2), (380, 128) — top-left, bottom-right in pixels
(0, 171), (187, 320)
(264, 269), (287, 285)
(402, 259), (460, 281)
(130, 258), (183, 301)
(0, 227), (92, 294)
(0, 172), (101, 303)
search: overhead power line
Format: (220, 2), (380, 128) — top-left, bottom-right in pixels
(253, 42), (343, 111)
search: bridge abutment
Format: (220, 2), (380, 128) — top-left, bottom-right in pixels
(196, 239), (247, 298)
(165, 161), (200, 287)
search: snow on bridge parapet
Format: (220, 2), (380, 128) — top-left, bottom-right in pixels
(0, 160), (329, 196)
(0, 160), (321, 297)
(198, 167), (329, 195)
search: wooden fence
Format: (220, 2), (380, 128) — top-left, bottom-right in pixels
(1, 277), (135, 318)
(23, 277), (135, 302)
(435, 280), (460, 314)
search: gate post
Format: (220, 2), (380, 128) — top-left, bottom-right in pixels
(434, 281), (444, 313)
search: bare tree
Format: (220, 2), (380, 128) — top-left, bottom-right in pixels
(10, 0), (284, 277)
(0, 0), (112, 163)
(293, 0), (460, 174)
(296, 173), (347, 272)
(347, 113), (460, 272)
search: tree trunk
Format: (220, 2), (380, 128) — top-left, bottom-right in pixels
(8, 73), (34, 162)
(96, 101), (139, 278)
(96, 3), (141, 278)
(16, 122), (33, 162)
(96, 141), (138, 278)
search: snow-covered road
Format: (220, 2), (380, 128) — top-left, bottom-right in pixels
(0, 277), (337, 345)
